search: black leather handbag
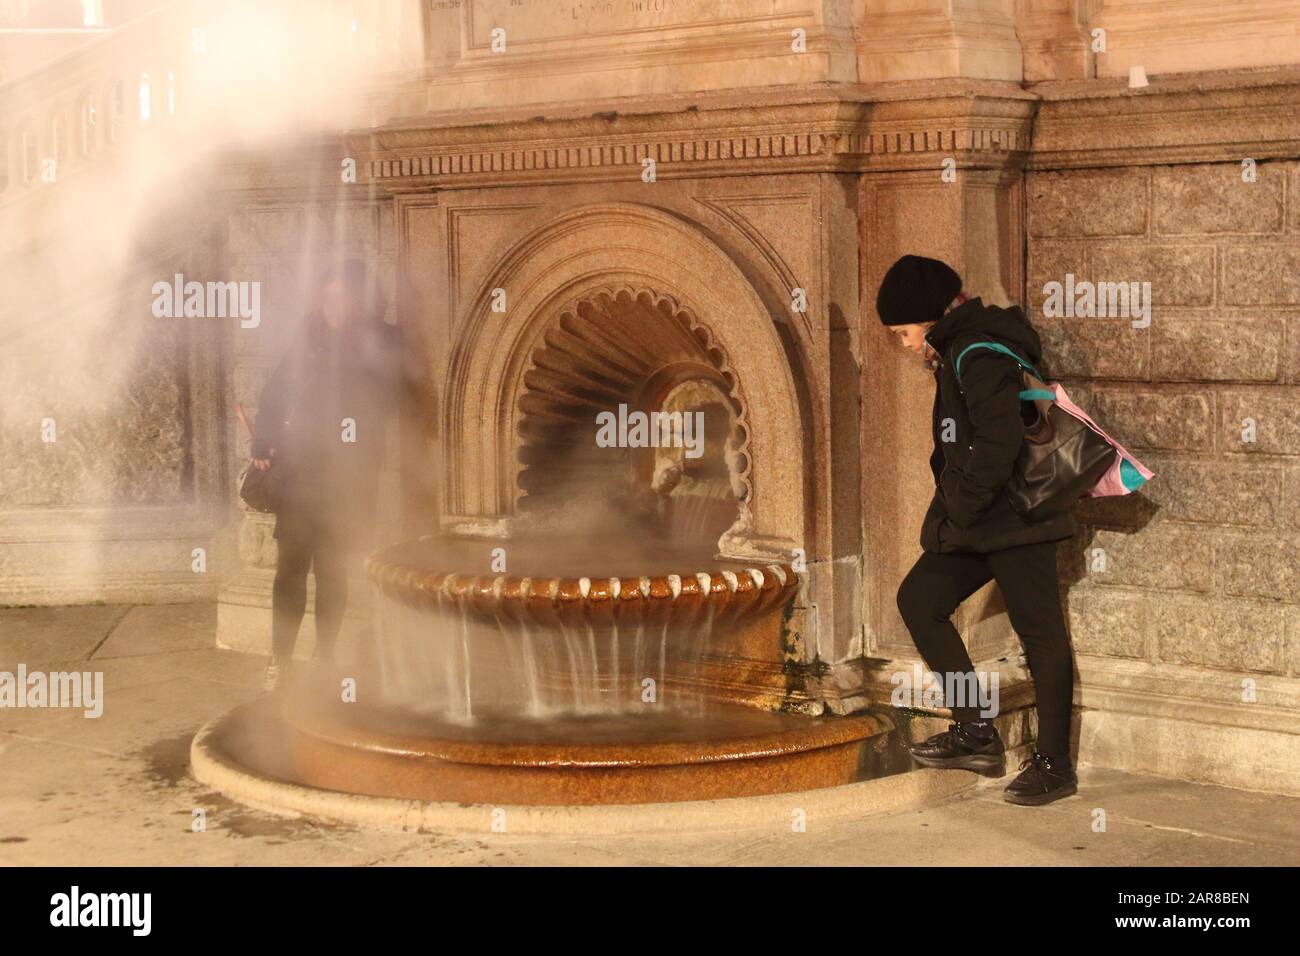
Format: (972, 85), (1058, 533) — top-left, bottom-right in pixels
(237, 459), (282, 514)
(234, 402), (283, 514)
(955, 341), (1117, 521)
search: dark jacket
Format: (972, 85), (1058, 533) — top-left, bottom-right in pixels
(919, 296), (1076, 554)
(252, 312), (402, 547)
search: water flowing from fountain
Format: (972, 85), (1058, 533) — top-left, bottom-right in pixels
(370, 586), (722, 721)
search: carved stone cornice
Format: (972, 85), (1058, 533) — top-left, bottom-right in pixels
(220, 67), (1300, 196)
(351, 81), (1038, 191)
(1027, 66), (1300, 169)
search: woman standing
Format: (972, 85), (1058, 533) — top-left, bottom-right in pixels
(876, 254), (1079, 806)
(250, 261), (402, 691)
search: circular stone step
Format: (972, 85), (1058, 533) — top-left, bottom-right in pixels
(191, 700), (976, 835)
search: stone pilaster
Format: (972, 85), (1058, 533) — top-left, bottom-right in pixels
(855, 0), (1024, 83)
(1015, 0), (1095, 83)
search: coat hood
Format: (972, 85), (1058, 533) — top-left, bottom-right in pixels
(925, 296), (1044, 369)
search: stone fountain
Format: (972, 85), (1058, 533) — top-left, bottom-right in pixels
(201, 529), (893, 807)
(280, 537), (889, 805)
(199, 287), (896, 808)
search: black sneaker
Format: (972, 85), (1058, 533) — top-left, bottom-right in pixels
(1003, 752), (1078, 805)
(908, 721), (1005, 773)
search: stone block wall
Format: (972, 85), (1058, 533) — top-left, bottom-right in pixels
(0, 218), (232, 606)
(1025, 159), (1300, 788)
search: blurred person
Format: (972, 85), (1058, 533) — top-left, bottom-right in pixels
(877, 254), (1079, 806)
(250, 260), (402, 691)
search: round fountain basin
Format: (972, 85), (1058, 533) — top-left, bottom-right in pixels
(196, 535), (895, 812)
(366, 535), (798, 628)
(204, 688), (894, 806)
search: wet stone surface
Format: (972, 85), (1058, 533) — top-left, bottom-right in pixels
(2, 603), (1298, 865)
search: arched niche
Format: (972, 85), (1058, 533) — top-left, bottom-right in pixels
(443, 202), (806, 560)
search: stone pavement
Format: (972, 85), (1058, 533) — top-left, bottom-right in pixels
(1, 603), (1296, 866)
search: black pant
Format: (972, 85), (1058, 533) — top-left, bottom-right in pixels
(271, 535), (348, 663)
(896, 540), (1074, 761)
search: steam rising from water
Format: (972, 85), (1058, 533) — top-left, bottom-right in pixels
(3, 3), (758, 727)
(1, 1), (410, 591)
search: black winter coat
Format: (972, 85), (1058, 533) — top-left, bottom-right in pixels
(919, 296), (1077, 554)
(251, 313), (402, 548)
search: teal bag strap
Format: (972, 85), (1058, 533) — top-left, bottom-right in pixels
(954, 341), (1051, 402)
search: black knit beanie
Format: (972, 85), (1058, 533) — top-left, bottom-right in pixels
(875, 255), (962, 326)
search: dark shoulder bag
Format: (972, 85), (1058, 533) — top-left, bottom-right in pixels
(237, 459), (281, 514)
(235, 403), (283, 514)
(954, 341), (1117, 521)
